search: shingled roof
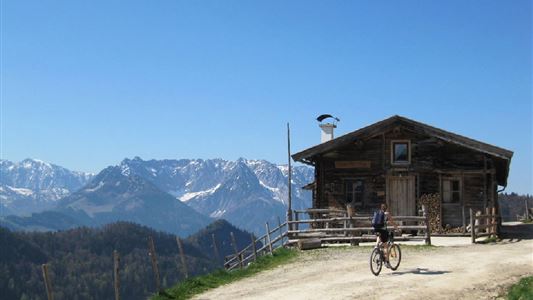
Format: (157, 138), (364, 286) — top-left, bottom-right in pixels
(292, 115), (513, 185)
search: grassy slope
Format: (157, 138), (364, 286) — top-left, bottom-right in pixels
(506, 276), (533, 300)
(151, 248), (298, 300)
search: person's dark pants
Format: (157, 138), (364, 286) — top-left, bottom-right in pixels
(374, 227), (389, 243)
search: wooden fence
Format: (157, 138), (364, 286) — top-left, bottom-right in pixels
(224, 218), (288, 271)
(38, 208), (431, 299)
(470, 207), (498, 243)
(288, 206), (431, 245)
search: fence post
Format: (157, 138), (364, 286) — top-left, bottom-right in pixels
(148, 236), (161, 292)
(41, 264), (54, 300)
(230, 232), (242, 269)
(491, 206), (497, 238)
(470, 208), (475, 243)
(211, 233), (220, 262)
(422, 205), (431, 245)
(113, 250), (120, 300)
(265, 222), (273, 255)
(485, 207), (490, 235)
(294, 212), (299, 231)
(277, 216), (284, 247)
(250, 233), (258, 262)
(176, 237), (189, 279)
(462, 205), (466, 234)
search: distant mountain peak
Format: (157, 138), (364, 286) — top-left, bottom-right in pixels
(0, 159), (94, 215)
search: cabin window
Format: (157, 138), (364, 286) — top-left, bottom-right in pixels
(391, 140), (410, 165)
(442, 179), (461, 203)
(345, 179), (364, 205)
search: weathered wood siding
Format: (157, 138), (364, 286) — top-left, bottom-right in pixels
(313, 125), (500, 227)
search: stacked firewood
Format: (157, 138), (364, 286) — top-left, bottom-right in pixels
(418, 193), (465, 234)
(418, 193), (443, 234)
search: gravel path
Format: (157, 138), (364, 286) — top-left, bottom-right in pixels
(194, 238), (533, 300)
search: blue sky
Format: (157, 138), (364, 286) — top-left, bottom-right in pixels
(1, 1), (531, 194)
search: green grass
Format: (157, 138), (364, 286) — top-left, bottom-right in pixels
(507, 276), (533, 300)
(151, 247), (298, 300)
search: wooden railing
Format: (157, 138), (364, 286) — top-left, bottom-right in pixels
(288, 206), (432, 245)
(470, 207), (498, 243)
(224, 206), (432, 271)
(224, 218), (288, 271)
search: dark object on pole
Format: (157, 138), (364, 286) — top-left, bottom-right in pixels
(316, 114), (340, 122)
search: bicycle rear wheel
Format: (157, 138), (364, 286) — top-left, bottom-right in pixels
(387, 243), (401, 271)
(370, 248), (383, 276)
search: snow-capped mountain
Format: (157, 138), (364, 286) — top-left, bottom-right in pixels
(1, 157), (313, 235)
(117, 157), (313, 233)
(0, 159), (93, 215)
(56, 165), (212, 236)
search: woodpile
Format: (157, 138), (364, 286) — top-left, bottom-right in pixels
(418, 193), (442, 234)
(418, 193), (464, 234)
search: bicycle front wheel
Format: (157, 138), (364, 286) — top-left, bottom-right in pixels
(370, 248), (383, 276)
(387, 243), (401, 271)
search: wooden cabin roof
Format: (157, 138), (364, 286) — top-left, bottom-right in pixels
(292, 115), (513, 186)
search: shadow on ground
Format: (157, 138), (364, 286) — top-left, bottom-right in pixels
(500, 223), (533, 240)
(389, 268), (451, 276)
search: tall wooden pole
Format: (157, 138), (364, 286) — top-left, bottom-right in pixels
(470, 208), (475, 243)
(250, 233), (258, 262)
(113, 250), (120, 300)
(265, 222), (273, 255)
(176, 237), (189, 279)
(148, 236), (161, 292)
(41, 264), (54, 300)
(277, 216), (284, 246)
(230, 232), (242, 269)
(287, 123), (293, 230)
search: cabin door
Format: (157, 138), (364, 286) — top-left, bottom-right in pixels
(386, 176), (416, 216)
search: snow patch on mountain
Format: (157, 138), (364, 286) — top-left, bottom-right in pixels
(85, 181), (104, 192)
(179, 184), (221, 202)
(210, 209), (226, 218)
(7, 187), (34, 196)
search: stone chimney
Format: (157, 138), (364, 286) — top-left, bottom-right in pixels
(319, 123), (336, 143)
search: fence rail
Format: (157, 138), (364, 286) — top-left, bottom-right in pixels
(470, 207), (498, 243)
(224, 221), (288, 271)
(287, 206), (432, 246)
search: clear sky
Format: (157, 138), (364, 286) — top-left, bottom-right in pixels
(1, 1), (531, 194)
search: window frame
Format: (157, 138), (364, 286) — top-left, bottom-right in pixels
(344, 178), (365, 206)
(442, 177), (462, 204)
(391, 140), (411, 165)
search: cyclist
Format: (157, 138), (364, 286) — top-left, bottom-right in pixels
(372, 203), (398, 267)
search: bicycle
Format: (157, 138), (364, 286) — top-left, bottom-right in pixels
(369, 230), (401, 276)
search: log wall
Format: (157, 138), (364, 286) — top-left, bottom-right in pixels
(313, 125), (500, 228)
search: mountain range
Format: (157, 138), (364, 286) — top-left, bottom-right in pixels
(0, 159), (93, 216)
(1, 158), (313, 235)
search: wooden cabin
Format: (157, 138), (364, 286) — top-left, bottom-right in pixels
(292, 115), (513, 228)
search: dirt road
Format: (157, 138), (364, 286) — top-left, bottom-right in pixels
(194, 239), (533, 300)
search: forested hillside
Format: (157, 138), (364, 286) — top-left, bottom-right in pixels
(0, 220), (252, 300)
